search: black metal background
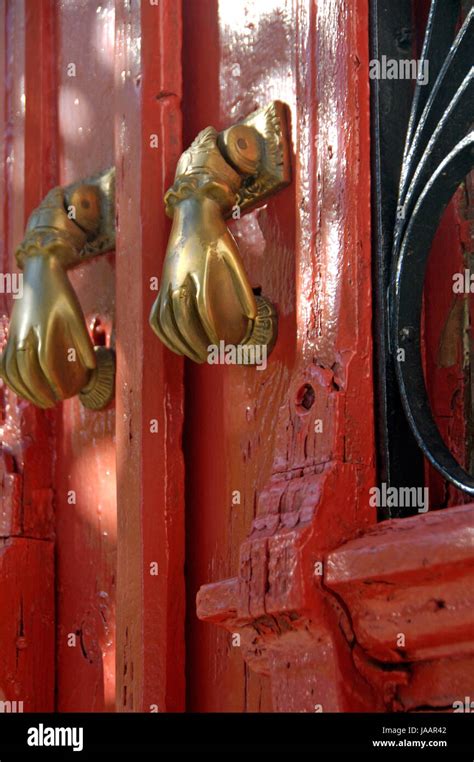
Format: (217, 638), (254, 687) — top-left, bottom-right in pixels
(370, 0), (474, 514)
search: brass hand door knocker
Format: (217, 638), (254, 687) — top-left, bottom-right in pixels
(149, 101), (291, 363)
(0, 168), (115, 410)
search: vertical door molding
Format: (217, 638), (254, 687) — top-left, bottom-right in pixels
(191, 0), (377, 711)
(0, 0), (56, 711)
(115, 0), (186, 712)
(54, 0), (116, 712)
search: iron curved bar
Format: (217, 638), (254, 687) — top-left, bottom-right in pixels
(389, 0), (474, 494)
(391, 134), (474, 493)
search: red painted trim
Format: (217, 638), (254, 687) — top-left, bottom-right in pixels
(195, 0), (377, 712)
(115, 0), (186, 712)
(0, 0), (56, 711)
(24, 0), (58, 207)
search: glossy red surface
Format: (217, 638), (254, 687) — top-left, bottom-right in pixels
(188, 0), (375, 711)
(0, 0), (56, 712)
(1, 0), (472, 715)
(114, 0), (185, 712)
(55, 0), (116, 712)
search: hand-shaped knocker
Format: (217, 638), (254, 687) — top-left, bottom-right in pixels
(150, 101), (291, 363)
(0, 169), (115, 409)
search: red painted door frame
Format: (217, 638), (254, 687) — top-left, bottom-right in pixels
(114, 0), (186, 712)
(0, 0), (187, 714)
(194, 0), (474, 713)
(1, 0), (472, 714)
(193, 0), (376, 711)
(0, 0), (56, 712)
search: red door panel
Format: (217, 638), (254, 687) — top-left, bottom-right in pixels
(183, 0), (375, 711)
(114, 0), (186, 713)
(0, 0), (472, 716)
(54, 0), (116, 712)
(0, 0), (56, 712)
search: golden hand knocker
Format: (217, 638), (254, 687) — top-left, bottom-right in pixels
(0, 168), (115, 409)
(150, 101), (291, 363)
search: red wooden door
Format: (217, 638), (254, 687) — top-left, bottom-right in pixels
(0, 0), (472, 716)
(0, 0), (186, 713)
(180, 0), (473, 713)
(0, 0), (117, 711)
(0, 0), (184, 713)
(185, 0), (375, 712)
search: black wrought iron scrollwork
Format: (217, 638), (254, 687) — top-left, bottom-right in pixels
(390, 2), (474, 494)
(370, 0), (474, 514)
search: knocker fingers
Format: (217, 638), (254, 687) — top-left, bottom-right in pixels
(38, 322), (92, 401)
(193, 266), (221, 350)
(69, 313), (98, 374)
(2, 338), (49, 407)
(150, 288), (203, 363)
(222, 247), (258, 327)
(171, 279), (211, 362)
(149, 295), (177, 354)
(16, 332), (57, 408)
(200, 248), (257, 347)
